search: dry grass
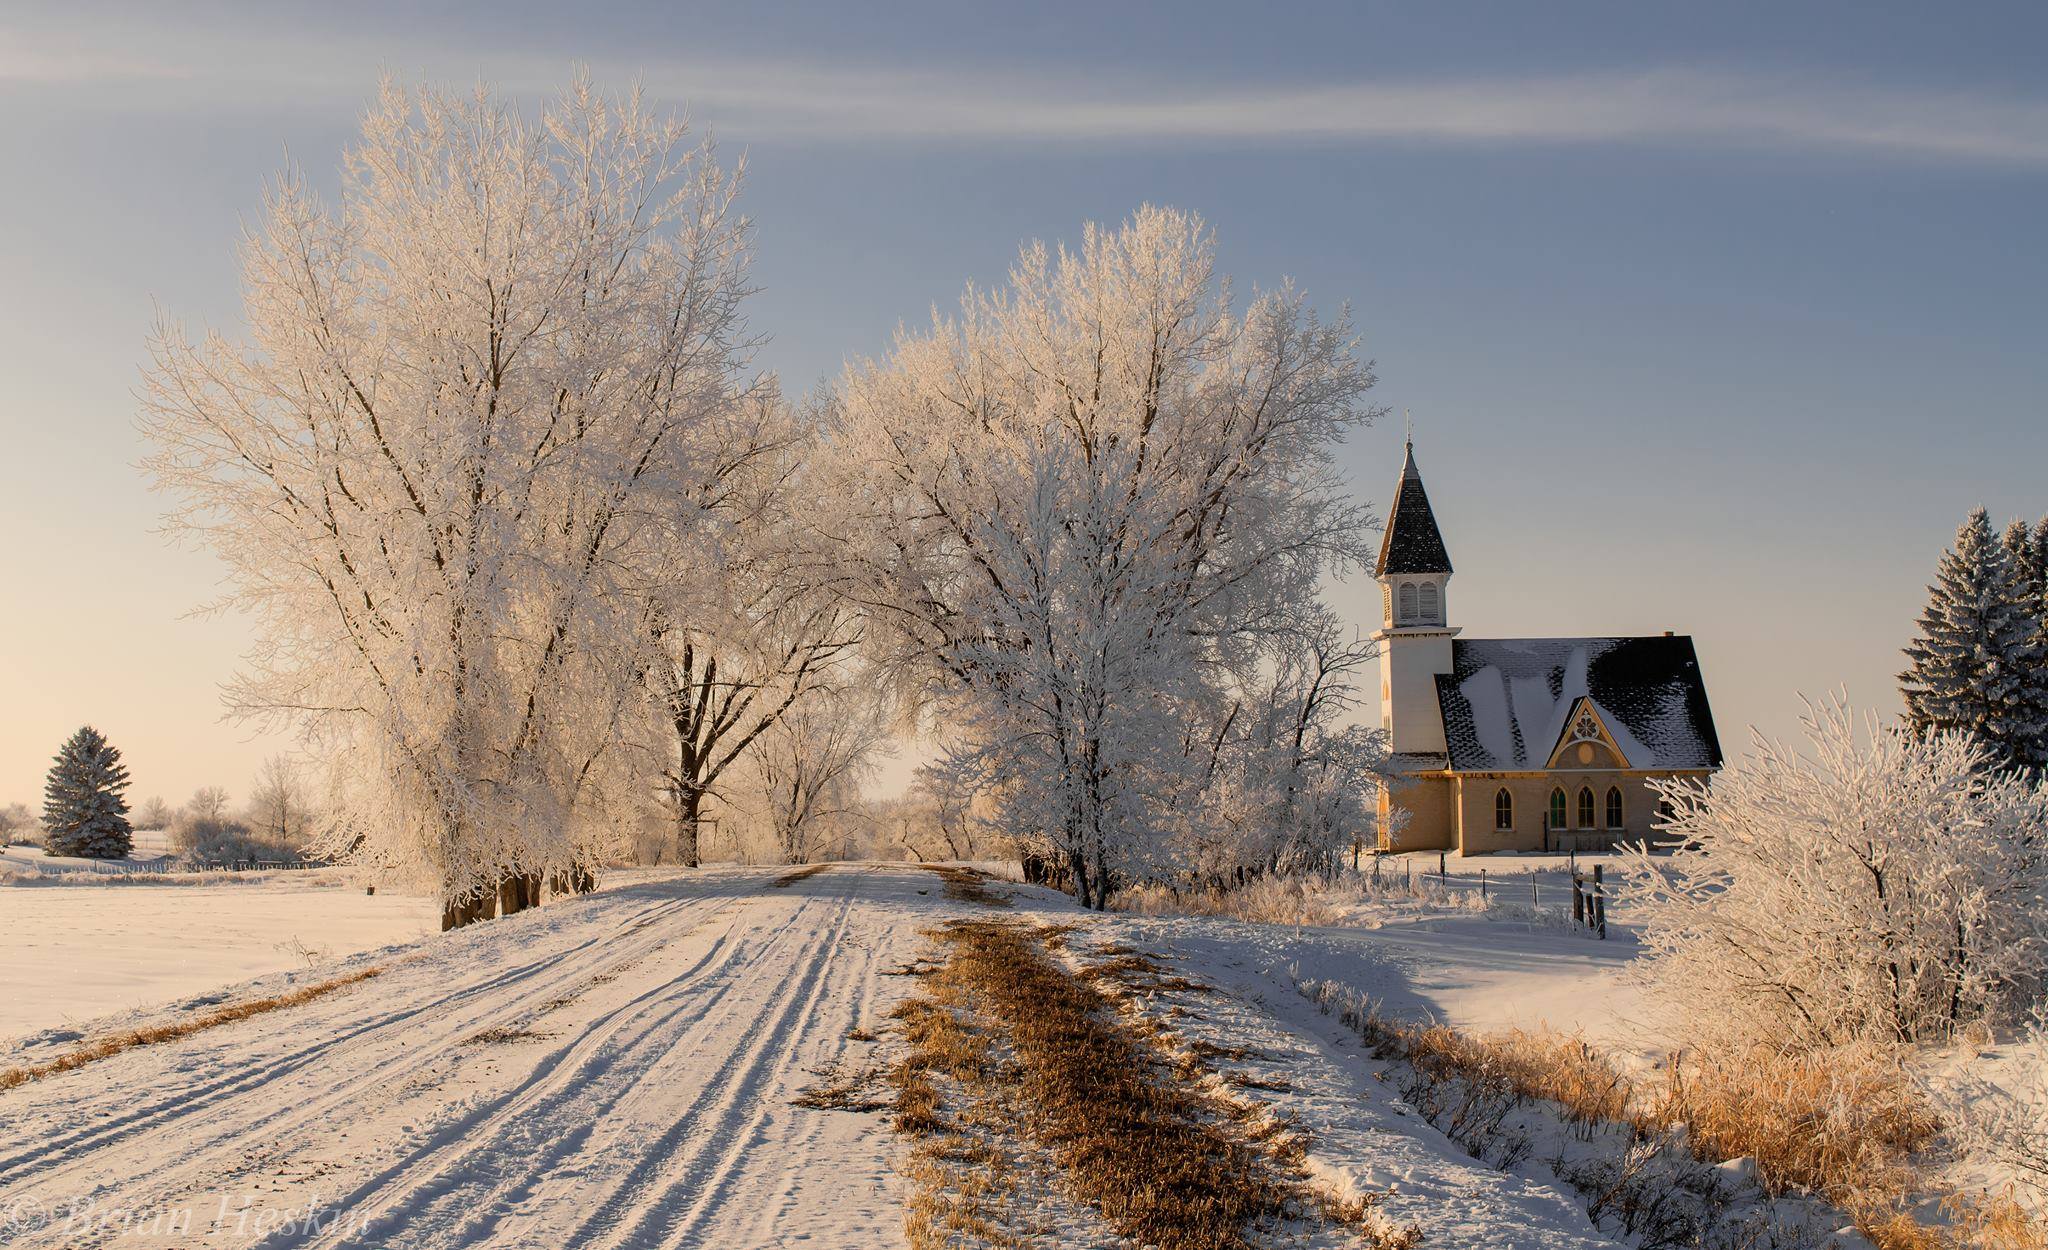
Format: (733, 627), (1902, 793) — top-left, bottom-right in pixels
(792, 1059), (891, 1113)
(890, 920), (1413, 1250)
(1077, 952), (1213, 995)
(0, 967), (382, 1092)
(923, 863), (1012, 907)
(1652, 1043), (1942, 1231)
(1401, 1025), (1632, 1127)
(1297, 976), (2045, 1250)
(887, 966), (1033, 1247)
(1949, 1191), (2048, 1250)
(463, 1026), (553, 1045)
(770, 863), (830, 888)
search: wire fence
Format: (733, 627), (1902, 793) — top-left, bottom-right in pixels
(4, 853), (322, 876)
(1370, 850), (1613, 938)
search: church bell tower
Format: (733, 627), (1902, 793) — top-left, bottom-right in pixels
(1374, 441), (1457, 755)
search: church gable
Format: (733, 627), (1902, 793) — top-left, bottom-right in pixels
(1432, 635), (1721, 772)
(1543, 697), (1631, 769)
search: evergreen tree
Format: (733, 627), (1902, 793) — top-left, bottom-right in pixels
(2003, 519), (2040, 601)
(1998, 515), (2048, 773)
(2024, 517), (2048, 604)
(1901, 510), (2048, 772)
(42, 725), (133, 859)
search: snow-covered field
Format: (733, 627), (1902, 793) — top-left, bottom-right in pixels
(0, 879), (438, 1042)
(0, 863), (1687, 1249)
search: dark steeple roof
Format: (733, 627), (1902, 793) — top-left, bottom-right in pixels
(1375, 442), (1453, 576)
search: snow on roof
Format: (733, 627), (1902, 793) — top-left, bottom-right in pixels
(1434, 636), (1721, 772)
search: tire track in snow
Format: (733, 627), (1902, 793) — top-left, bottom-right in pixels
(562, 870), (866, 1249)
(261, 879), (847, 1248)
(0, 875), (772, 1245)
(0, 886), (707, 1188)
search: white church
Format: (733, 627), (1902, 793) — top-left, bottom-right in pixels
(1372, 443), (1722, 854)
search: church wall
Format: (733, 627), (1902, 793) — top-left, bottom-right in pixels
(1380, 774), (1455, 851)
(1448, 771), (1710, 854)
(1377, 630), (1456, 755)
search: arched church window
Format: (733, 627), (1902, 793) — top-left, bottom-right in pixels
(1548, 788), (1567, 829)
(1494, 788), (1512, 830)
(1577, 787), (1596, 828)
(1420, 582), (1439, 623)
(1398, 582), (1417, 622)
(1606, 787), (1624, 829)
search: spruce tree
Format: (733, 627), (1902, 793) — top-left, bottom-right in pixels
(1900, 509), (2048, 773)
(2003, 519), (2039, 600)
(42, 725), (134, 859)
(2023, 516), (2048, 628)
(1998, 516), (2048, 772)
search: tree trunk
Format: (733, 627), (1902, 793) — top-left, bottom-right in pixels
(1066, 846), (1093, 909)
(675, 786), (703, 868)
(495, 873), (542, 916)
(442, 887), (501, 930)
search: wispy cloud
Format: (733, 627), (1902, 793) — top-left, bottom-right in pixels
(6, 22), (2048, 165)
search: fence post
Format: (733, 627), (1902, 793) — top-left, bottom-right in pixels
(1572, 872), (1584, 925)
(1593, 865), (1607, 939)
(1480, 868), (1487, 900)
(1531, 877), (1538, 909)
(1438, 850), (1447, 879)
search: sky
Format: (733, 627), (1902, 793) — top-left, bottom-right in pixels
(1, 1), (2045, 810)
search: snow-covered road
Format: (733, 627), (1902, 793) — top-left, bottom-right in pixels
(0, 866), (943, 1249)
(0, 865), (1638, 1249)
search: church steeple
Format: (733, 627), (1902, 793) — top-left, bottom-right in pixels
(1375, 441), (1453, 577)
(1374, 439), (1459, 755)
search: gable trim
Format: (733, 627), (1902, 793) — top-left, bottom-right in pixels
(1543, 696), (1633, 770)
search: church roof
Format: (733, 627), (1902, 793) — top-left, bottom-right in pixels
(1374, 443), (1453, 576)
(1433, 636), (1721, 772)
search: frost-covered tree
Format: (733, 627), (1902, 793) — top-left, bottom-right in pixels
(186, 786), (231, 825)
(1900, 508), (2048, 772)
(142, 78), (760, 926)
(134, 795), (174, 832)
(42, 726), (133, 859)
(824, 206), (1377, 906)
(639, 404), (864, 867)
(1179, 607), (1388, 879)
(744, 688), (890, 864)
(0, 802), (35, 844)
(247, 755), (316, 848)
(1623, 699), (2048, 1052)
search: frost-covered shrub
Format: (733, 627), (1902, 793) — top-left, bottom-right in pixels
(173, 814), (299, 866)
(1624, 699), (2048, 1052)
